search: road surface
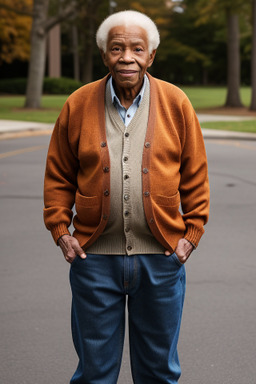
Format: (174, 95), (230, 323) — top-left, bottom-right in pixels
(0, 134), (255, 384)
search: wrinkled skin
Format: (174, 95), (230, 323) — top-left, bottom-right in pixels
(101, 25), (156, 109)
(59, 234), (193, 265)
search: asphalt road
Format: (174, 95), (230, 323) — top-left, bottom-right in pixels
(0, 135), (256, 384)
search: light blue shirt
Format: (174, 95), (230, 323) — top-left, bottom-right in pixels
(109, 75), (147, 127)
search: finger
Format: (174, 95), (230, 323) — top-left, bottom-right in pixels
(72, 243), (87, 259)
(78, 252), (87, 259)
(65, 253), (76, 264)
(165, 250), (171, 256)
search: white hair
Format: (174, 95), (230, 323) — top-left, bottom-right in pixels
(96, 10), (160, 54)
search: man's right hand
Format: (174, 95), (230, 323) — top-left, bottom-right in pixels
(58, 235), (87, 264)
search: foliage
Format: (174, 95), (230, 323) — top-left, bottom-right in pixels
(43, 77), (83, 94)
(0, 0), (33, 64)
(0, 77), (83, 94)
(0, 0), (254, 100)
(0, 78), (27, 94)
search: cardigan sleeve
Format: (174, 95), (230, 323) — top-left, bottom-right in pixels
(179, 100), (210, 247)
(43, 103), (80, 244)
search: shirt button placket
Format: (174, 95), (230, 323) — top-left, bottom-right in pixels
(123, 129), (132, 255)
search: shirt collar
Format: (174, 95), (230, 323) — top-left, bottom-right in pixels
(109, 75), (147, 109)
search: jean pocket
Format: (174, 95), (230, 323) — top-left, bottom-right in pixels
(71, 255), (80, 267)
(170, 252), (184, 267)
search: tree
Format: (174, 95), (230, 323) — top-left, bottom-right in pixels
(25, 0), (77, 108)
(75, 0), (105, 84)
(0, 0), (77, 108)
(225, 10), (243, 107)
(0, 0), (32, 64)
(192, 0), (249, 107)
(24, 0), (49, 108)
(251, 0), (256, 110)
(154, 1), (214, 84)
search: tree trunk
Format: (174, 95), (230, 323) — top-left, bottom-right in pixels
(48, 24), (61, 78)
(25, 0), (49, 108)
(250, 0), (256, 111)
(81, 4), (95, 84)
(81, 0), (103, 84)
(225, 10), (243, 107)
(72, 26), (80, 81)
(81, 25), (94, 84)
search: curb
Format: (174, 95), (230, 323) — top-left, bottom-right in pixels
(0, 119), (256, 141)
(201, 128), (256, 141)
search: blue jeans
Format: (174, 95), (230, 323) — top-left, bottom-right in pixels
(69, 253), (186, 384)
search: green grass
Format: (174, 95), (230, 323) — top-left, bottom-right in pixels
(0, 88), (255, 134)
(201, 120), (256, 133)
(181, 86), (251, 109)
(0, 95), (68, 123)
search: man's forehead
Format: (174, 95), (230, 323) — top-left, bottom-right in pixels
(107, 26), (147, 43)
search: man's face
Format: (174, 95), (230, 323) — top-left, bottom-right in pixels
(101, 25), (156, 93)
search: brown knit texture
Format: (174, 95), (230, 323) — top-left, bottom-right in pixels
(44, 73), (210, 251)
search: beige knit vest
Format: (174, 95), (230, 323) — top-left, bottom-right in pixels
(86, 79), (164, 255)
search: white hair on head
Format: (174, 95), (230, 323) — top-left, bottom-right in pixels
(96, 10), (160, 54)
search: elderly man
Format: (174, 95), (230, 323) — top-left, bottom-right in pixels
(44, 10), (210, 384)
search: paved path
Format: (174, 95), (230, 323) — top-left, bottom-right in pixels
(1, 115), (256, 140)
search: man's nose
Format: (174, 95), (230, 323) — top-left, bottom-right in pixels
(120, 49), (135, 63)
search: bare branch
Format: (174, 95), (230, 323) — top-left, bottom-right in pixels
(43, 2), (77, 32)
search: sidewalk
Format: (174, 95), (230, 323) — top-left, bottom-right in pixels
(0, 115), (256, 140)
(197, 114), (256, 140)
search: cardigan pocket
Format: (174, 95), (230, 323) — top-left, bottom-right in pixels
(153, 191), (180, 207)
(75, 191), (100, 207)
(74, 191), (101, 228)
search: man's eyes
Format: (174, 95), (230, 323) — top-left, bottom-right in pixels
(111, 47), (144, 52)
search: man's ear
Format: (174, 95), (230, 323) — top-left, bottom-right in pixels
(100, 49), (108, 67)
(148, 49), (157, 68)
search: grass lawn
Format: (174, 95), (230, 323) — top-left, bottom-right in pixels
(0, 87), (255, 133)
(0, 95), (68, 123)
(181, 86), (251, 109)
(201, 120), (256, 133)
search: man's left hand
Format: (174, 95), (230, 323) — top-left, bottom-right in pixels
(165, 238), (194, 264)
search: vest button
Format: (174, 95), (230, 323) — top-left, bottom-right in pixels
(144, 191), (150, 197)
(123, 156), (128, 162)
(145, 142), (151, 148)
(125, 132), (129, 137)
(104, 189), (109, 196)
(124, 210), (129, 217)
(103, 166), (110, 172)
(101, 142), (107, 147)
(143, 168), (149, 174)
(127, 246), (132, 251)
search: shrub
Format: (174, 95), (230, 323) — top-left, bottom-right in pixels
(43, 77), (83, 94)
(0, 77), (83, 95)
(0, 78), (27, 94)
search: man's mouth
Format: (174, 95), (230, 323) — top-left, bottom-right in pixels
(117, 70), (137, 75)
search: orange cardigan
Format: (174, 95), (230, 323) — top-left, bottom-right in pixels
(44, 73), (210, 253)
